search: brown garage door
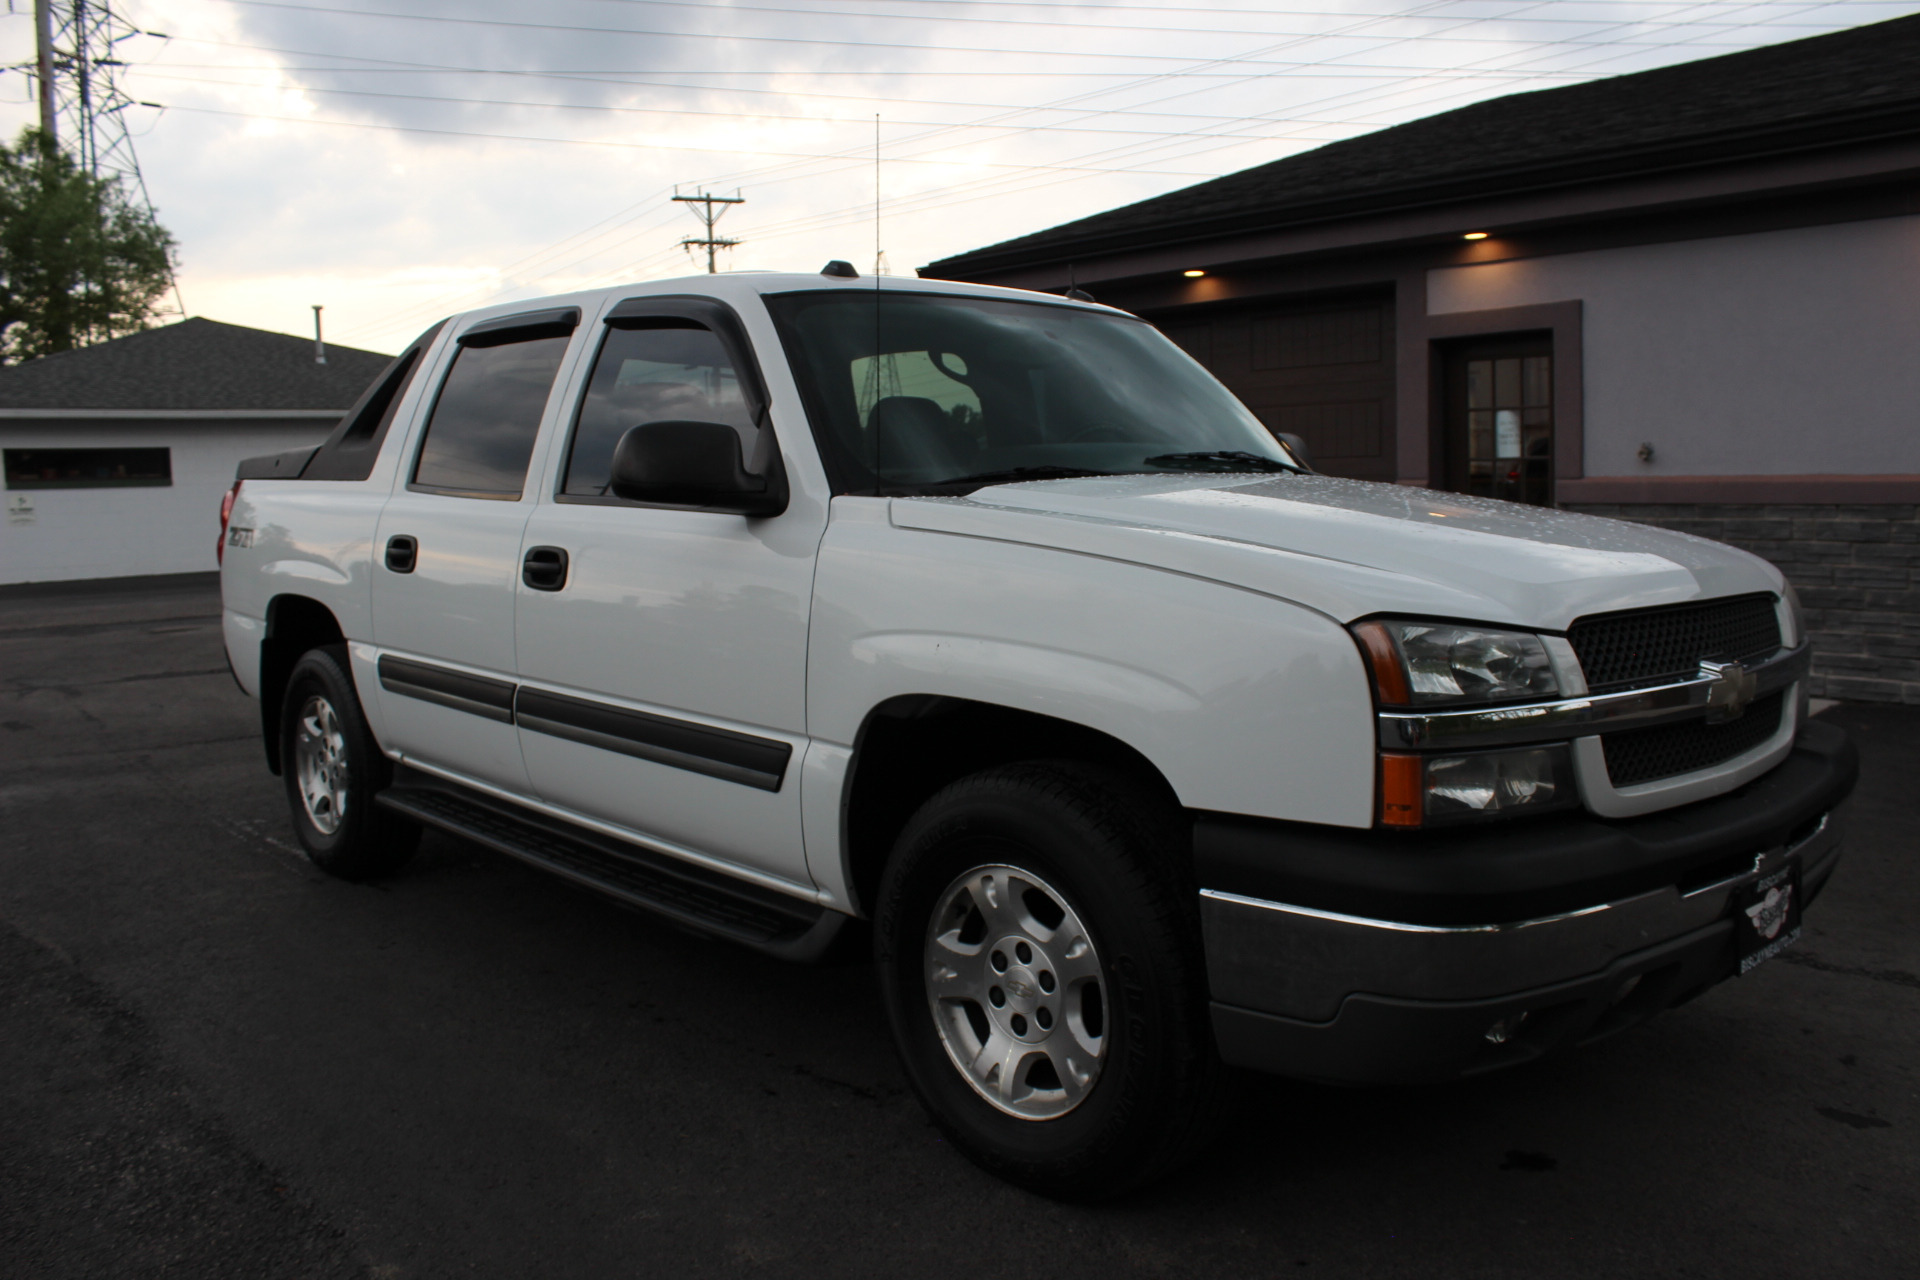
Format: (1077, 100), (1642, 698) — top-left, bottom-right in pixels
(1152, 293), (1396, 482)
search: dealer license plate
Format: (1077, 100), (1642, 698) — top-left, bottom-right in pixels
(1734, 862), (1802, 975)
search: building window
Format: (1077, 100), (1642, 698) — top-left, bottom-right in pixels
(3, 447), (172, 489)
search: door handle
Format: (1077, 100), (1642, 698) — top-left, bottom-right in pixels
(385, 534), (417, 574)
(522, 545), (569, 592)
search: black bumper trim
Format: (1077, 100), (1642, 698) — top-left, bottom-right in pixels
(1194, 720), (1857, 926)
(1212, 916), (1738, 1086)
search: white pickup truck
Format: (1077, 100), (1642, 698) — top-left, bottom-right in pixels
(219, 268), (1857, 1199)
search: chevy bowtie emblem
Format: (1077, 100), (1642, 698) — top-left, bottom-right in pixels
(1699, 658), (1758, 723)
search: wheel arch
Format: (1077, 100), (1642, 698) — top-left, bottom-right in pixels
(839, 694), (1184, 918)
(259, 593), (347, 774)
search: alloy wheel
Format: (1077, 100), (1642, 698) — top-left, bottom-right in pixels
(293, 694), (349, 836)
(923, 863), (1108, 1120)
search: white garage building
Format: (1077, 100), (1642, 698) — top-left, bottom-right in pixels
(1, 318), (391, 584)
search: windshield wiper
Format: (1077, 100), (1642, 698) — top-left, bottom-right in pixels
(931, 464), (1116, 487)
(1143, 450), (1298, 474)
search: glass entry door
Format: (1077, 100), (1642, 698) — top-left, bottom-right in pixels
(1441, 334), (1553, 506)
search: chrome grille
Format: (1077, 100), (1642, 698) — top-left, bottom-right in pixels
(1568, 594), (1781, 693)
(1600, 690), (1785, 787)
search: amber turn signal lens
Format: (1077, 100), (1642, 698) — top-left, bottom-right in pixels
(1352, 621), (1412, 706)
(1379, 753), (1423, 827)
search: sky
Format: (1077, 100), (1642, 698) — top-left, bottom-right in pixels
(2, 0), (1914, 354)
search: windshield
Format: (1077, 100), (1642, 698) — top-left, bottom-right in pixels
(763, 290), (1301, 494)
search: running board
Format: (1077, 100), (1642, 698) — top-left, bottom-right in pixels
(376, 777), (848, 962)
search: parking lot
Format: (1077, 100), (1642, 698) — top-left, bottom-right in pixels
(2, 573), (1914, 1279)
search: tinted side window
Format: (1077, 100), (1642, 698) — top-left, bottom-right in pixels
(413, 333), (571, 496)
(563, 323), (757, 496)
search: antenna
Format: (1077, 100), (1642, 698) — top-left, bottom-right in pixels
(312, 305), (326, 365)
(858, 113), (890, 480)
(671, 187), (744, 274)
(1065, 264), (1095, 304)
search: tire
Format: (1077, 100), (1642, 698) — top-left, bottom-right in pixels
(279, 644), (419, 879)
(875, 761), (1225, 1201)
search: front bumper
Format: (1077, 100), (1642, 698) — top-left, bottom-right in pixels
(1200, 719), (1857, 1085)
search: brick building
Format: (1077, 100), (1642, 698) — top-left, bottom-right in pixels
(924, 15), (1920, 703)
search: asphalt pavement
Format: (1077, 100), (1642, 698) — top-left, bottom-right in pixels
(1, 573), (1914, 1279)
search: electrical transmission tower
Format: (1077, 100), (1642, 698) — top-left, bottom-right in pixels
(672, 188), (743, 274)
(14, 0), (183, 316)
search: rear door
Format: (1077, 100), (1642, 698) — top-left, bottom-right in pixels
(511, 297), (822, 890)
(370, 306), (583, 793)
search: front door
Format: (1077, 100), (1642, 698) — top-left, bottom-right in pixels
(512, 300), (823, 891)
(370, 308), (580, 792)
(1440, 334), (1554, 506)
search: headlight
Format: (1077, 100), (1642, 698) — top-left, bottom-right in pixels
(1353, 619), (1559, 707)
(1379, 744), (1579, 827)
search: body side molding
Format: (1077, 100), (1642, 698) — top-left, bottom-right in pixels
(514, 686), (792, 792)
(375, 655), (793, 790)
(376, 655), (516, 723)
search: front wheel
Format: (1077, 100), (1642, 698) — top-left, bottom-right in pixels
(875, 762), (1224, 1200)
(280, 645), (418, 879)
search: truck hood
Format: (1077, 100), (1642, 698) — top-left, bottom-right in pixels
(888, 473), (1782, 630)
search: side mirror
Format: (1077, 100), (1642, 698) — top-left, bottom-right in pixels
(1275, 431), (1315, 473)
(608, 421), (788, 516)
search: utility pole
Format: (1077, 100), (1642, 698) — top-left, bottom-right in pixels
(672, 188), (743, 274)
(34, 0), (57, 144)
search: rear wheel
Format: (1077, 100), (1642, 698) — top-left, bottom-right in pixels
(280, 645), (418, 879)
(875, 762), (1223, 1201)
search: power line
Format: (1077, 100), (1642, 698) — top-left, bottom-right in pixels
(322, 1), (1898, 341)
(222, 0), (1879, 46)
(228, 0), (1491, 334)
(370, 0), (1812, 297)
(574, 0), (1916, 53)
(151, 58), (1600, 81)
(146, 58), (1601, 100)
(582, 0), (1846, 271)
(153, 103), (1218, 175)
(149, 32), (1638, 75)
(157, 1), (1459, 330)
(135, 71), (1491, 140)
(211, 0), (1817, 66)
(582, 0), (1919, 20)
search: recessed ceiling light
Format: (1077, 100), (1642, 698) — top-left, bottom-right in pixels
(1463, 231), (1490, 241)
(1183, 269), (1206, 277)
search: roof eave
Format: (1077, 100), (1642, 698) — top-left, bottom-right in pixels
(923, 101), (1920, 279)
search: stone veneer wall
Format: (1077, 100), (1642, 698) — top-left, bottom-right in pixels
(1563, 503), (1920, 705)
